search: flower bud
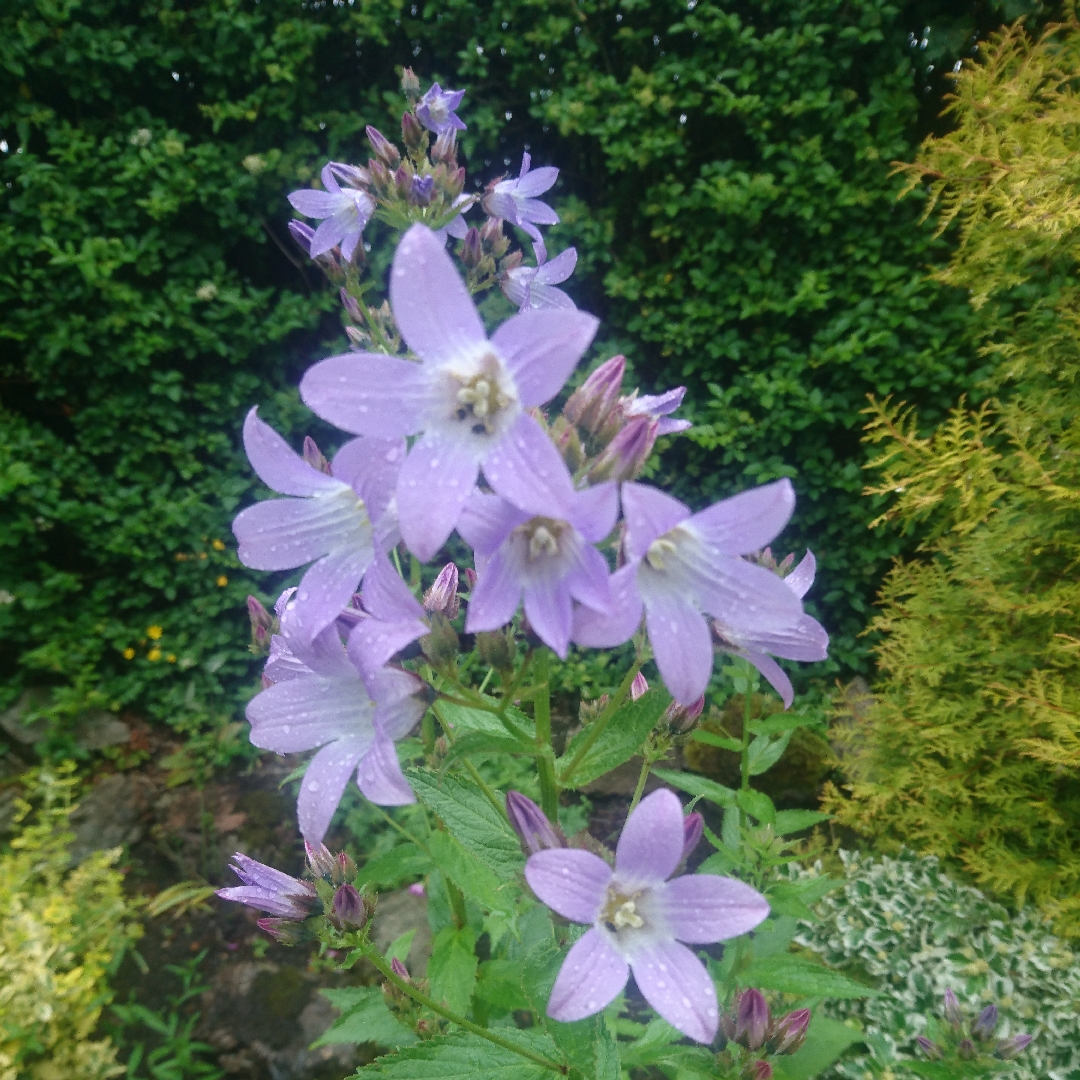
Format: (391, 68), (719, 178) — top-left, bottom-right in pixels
(367, 158), (392, 191)
(305, 841), (336, 879)
(915, 1036), (942, 1060)
(288, 219), (315, 255)
(340, 287), (363, 323)
(391, 956), (411, 981)
(247, 595), (274, 652)
(332, 850), (357, 885)
(394, 164), (412, 199)
(972, 1005), (998, 1041)
(630, 672), (649, 700)
(423, 563), (460, 620)
(588, 416), (658, 483)
(995, 1034), (1032, 1060)
(735, 989), (770, 1050)
(366, 125), (400, 166)
(401, 110), (425, 152)
(401, 67), (421, 101)
(681, 812), (704, 862)
(480, 215), (505, 246)
(257, 917), (310, 945)
(462, 567), (477, 591)
(461, 227), (482, 268)
(720, 1012), (736, 1042)
(303, 436), (332, 476)
(345, 325), (368, 348)
(327, 161), (371, 189)
(331, 884), (367, 930)
(477, 627), (515, 672)
(409, 174), (435, 206)
(432, 127), (457, 164)
(664, 695), (705, 734)
(943, 988), (964, 1030)
(751, 1062), (772, 1080)
(770, 1008), (810, 1055)
(579, 694), (609, 722)
(421, 612), (460, 667)
(564, 355), (626, 435)
(958, 1038), (976, 1060)
(507, 791), (566, 855)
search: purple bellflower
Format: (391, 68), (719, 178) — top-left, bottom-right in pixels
(484, 153), (560, 263)
(232, 408), (405, 644)
(501, 247), (578, 311)
(346, 552), (429, 681)
(299, 224), (598, 561)
(457, 430), (617, 658)
(622, 386), (692, 436)
(712, 551), (829, 708)
(217, 853), (316, 919)
(506, 791), (566, 855)
(415, 83), (467, 134)
(525, 789), (769, 1042)
(248, 597), (427, 841)
(572, 480), (804, 705)
(288, 163), (375, 261)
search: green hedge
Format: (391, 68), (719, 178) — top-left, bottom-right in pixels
(0, 0), (983, 738)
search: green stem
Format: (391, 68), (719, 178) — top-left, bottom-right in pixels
(365, 949), (566, 1073)
(369, 804), (431, 858)
(533, 650), (559, 821)
(558, 658), (643, 785)
(463, 760), (508, 822)
(740, 687), (753, 792)
(628, 752), (651, 814)
(497, 650), (534, 717)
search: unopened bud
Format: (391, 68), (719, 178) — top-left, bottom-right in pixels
(681, 813), (704, 862)
(367, 158), (392, 190)
(506, 791), (566, 855)
(421, 612), (460, 667)
(305, 841), (336, 879)
(366, 125), (400, 166)
(943, 988), (964, 1030)
(579, 694), (609, 722)
(721, 1012), (737, 1042)
(327, 161), (371, 189)
(736, 989), (770, 1050)
(331, 884), (367, 929)
(345, 325), (368, 348)
(409, 174), (434, 206)
(247, 595), (274, 651)
(972, 1005), (998, 1041)
(340, 287), (363, 322)
(770, 1009), (810, 1055)
(288, 219), (314, 255)
(665, 695), (705, 734)
(461, 227), (482, 268)
(915, 1036), (942, 1060)
(462, 567), (477, 591)
(958, 1038), (976, 1060)
(630, 672), (649, 700)
(432, 127), (457, 164)
(423, 563), (460, 619)
(391, 956), (411, 981)
(332, 851), (357, 885)
(394, 164), (412, 199)
(477, 627), (515, 672)
(401, 110), (424, 152)
(565, 355), (626, 434)
(303, 436), (332, 475)
(751, 1062), (772, 1080)
(257, 917), (310, 945)
(588, 416), (658, 483)
(480, 215), (504, 246)
(995, 1034), (1032, 1060)
(401, 67), (421, 101)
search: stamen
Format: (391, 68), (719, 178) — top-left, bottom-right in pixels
(612, 900), (644, 929)
(646, 536), (678, 571)
(529, 525), (559, 561)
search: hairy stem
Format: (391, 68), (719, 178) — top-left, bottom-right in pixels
(741, 687), (753, 791)
(628, 752), (651, 814)
(533, 650), (559, 821)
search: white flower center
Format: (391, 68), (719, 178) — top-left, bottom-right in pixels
(601, 886), (649, 934)
(645, 535), (679, 571)
(521, 519), (563, 561)
(429, 98), (449, 124)
(444, 351), (517, 438)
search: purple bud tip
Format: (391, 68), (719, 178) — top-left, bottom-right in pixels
(770, 1007), (811, 1054)
(506, 790), (565, 855)
(564, 354), (626, 433)
(630, 672), (649, 700)
(247, 595), (272, 632)
(915, 1036), (942, 1060)
(366, 125), (400, 165)
(958, 1038), (976, 1060)
(423, 563), (460, 619)
(390, 956), (410, 980)
(407, 882), (426, 897)
(463, 567), (477, 590)
(943, 987), (964, 1028)
(331, 884), (367, 930)
(972, 1005), (999, 1040)
(306, 840), (336, 878)
(589, 415), (658, 483)
(409, 174), (435, 206)
(996, 1034), (1032, 1060)
(257, 917), (307, 945)
(736, 989), (771, 1050)
(681, 812), (704, 862)
(287, 219), (314, 254)
(752, 1061), (773, 1080)
(302, 436), (332, 475)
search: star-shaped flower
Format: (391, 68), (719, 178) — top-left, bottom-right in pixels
(288, 163), (375, 261)
(416, 83), (467, 134)
(501, 246), (578, 311)
(525, 789), (769, 1042)
(484, 152), (560, 262)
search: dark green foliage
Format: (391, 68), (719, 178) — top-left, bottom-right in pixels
(0, 0), (982, 734)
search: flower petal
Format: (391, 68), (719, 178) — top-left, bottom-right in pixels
(660, 874), (770, 944)
(694, 558), (803, 632)
(243, 407), (339, 497)
(362, 553), (424, 621)
(517, 197), (560, 225)
(464, 547), (522, 633)
(233, 498), (335, 571)
(744, 651), (794, 708)
(565, 540), (614, 616)
(290, 544), (374, 643)
(536, 246), (577, 286)
(644, 592), (714, 705)
(547, 928), (629, 1023)
(300, 353), (429, 438)
(621, 483), (691, 561)
(514, 165), (559, 198)
(690, 478), (795, 555)
(216, 886), (308, 918)
(615, 788), (685, 886)
(298, 736), (370, 842)
(525, 848), (612, 923)
(397, 433), (479, 561)
(630, 940), (719, 1044)
(310, 214), (351, 258)
(348, 618), (427, 680)
(331, 438), (406, 524)
(527, 283), (576, 310)
(247, 676), (369, 753)
(571, 563), (643, 648)
(483, 413), (576, 517)
(356, 721), (415, 805)
(784, 550), (816, 599)
(457, 490), (528, 556)
(372, 673), (428, 740)
(522, 576), (574, 659)
(571, 482), (618, 543)
(390, 224), (487, 365)
(288, 189), (339, 218)
(491, 310), (598, 407)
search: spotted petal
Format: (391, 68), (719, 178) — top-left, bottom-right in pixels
(660, 874), (770, 944)
(630, 940), (719, 1044)
(298, 736), (370, 842)
(547, 928), (629, 1023)
(615, 789), (685, 887)
(525, 848), (611, 924)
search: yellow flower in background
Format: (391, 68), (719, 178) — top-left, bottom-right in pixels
(147, 625), (163, 640)
(211, 539), (226, 551)
(216, 575), (228, 587)
(147, 649), (162, 662)
(166, 654), (177, 663)
(122, 648), (135, 660)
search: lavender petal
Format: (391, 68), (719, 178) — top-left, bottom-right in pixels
(547, 928), (629, 1022)
(644, 592), (714, 706)
(571, 563), (643, 648)
(660, 874), (770, 944)
(631, 940), (719, 1043)
(621, 483), (691, 561)
(243, 408), (339, 497)
(490, 308), (598, 407)
(615, 788), (685, 886)
(396, 433), (479, 561)
(689, 479), (795, 555)
(524, 848), (612, 923)
(298, 735), (370, 842)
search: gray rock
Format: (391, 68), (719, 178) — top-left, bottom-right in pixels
(69, 773), (147, 862)
(0, 688), (51, 744)
(74, 710), (131, 751)
(371, 889), (432, 975)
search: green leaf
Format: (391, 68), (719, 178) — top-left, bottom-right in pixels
(408, 769), (524, 880)
(651, 768), (736, 807)
(354, 1031), (559, 1078)
(747, 731), (792, 775)
(475, 959), (531, 1013)
(749, 916), (800, 959)
(698, 849), (739, 876)
(545, 1012), (620, 1080)
(434, 700), (534, 742)
(618, 1018), (683, 1069)
(440, 731), (532, 771)
(427, 925), (478, 1016)
(385, 929), (417, 965)
(426, 830), (514, 913)
(773, 1016), (863, 1080)
(557, 688), (670, 788)
(764, 882), (820, 920)
(773, 810), (831, 835)
(746, 714), (815, 736)
(735, 787), (776, 824)
(315, 987), (418, 1048)
(690, 729), (743, 752)
(721, 807), (742, 849)
(356, 844), (432, 890)
(738, 952), (878, 999)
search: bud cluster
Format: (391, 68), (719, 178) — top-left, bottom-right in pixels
(715, 990), (810, 1078)
(914, 990), (1033, 1065)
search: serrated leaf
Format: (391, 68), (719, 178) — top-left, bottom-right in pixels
(764, 882), (820, 920)
(618, 1018), (682, 1069)
(408, 769), (524, 880)
(440, 731), (532, 771)
(747, 731), (792, 775)
(434, 699), (534, 741)
(652, 768), (736, 807)
(557, 688), (670, 788)
(773, 810), (831, 835)
(426, 830), (514, 913)
(735, 787), (775, 824)
(385, 929), (416, 965)
(475, 959), (531, 1013)
(427, 925), (478, 1016)
(749, 916), (800, 959)
(355, 1031), (559, 1078)
(738, 952), (878, 999)
(357, 844), (432, 890)
(315, 987), (418, 1048)
(773, 1016), (863, 1080)
(690, 729), (742, 752)
(721, 807), (741, 849)
(746, 714), (814, 736)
